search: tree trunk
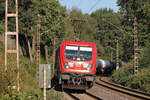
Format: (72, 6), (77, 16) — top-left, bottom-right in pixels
(52, 37), (56, 74)
(25, 34), (33, 62)
(44, 45), (49, 64)
(32, 33), (35, 60)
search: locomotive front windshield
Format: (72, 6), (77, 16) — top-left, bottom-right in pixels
(65, 45), (93, 61)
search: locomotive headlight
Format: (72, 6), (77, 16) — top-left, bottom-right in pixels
(68, 62), (73, 67)
(64, 62), (69, 69)
(87, 64), (92, 71)
(83, 63), (88, 68)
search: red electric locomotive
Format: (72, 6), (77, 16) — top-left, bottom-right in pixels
(55, 41), (97, 89)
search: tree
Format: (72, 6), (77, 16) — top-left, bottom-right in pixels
(117, 0), (150, 62)
(38, 0), (66, 64)
(140, 43), (150, 67)
(18, 0), (39, 61)
(0, 0), (5, 35)
(0, 0), (6, 20)
(118, 0), (150, 46)
(91, 8), (124, 61)
(17, 0), (67, 64)
(69, 8), (97, 42)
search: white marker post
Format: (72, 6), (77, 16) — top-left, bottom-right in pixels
(43, 66), (46, 100)
(39, 64), (51, 100)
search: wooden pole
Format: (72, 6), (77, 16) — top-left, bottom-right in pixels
(116, 40), (119, 70)
(5, 0), (8, 71)
(70, 19), (86, 40)
(37, 14), (41, 80)
(53, 37), (56, 75)
(134, 17), (138, 74)
(16, 0), (20, 91)
(111, 51), (113, 62)
(5, 0), (20, 91)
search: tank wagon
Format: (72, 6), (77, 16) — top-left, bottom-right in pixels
(96, 59), (114, 74)
(55, 41), (97, 89)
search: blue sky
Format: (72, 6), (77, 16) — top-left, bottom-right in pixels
(58, 0), (120, 14)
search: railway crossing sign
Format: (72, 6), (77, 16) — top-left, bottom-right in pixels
(39, 64), (51, 88)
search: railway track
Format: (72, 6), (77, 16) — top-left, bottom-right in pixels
(64, 90), (102, 100)
(63, 76), (150, 100)
(96, 77), (150, 100)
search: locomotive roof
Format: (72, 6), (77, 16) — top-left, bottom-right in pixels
(62, 41), (96, 46)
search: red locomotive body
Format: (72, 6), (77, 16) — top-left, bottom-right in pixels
(55, 41), (97, 89)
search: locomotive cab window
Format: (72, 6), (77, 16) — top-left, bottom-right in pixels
(65, 45), (93, 61)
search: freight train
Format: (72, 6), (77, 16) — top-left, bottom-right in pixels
(96, 59), (113, 74)
(55, 41), (97, 90)
(96, 59), (122, 74)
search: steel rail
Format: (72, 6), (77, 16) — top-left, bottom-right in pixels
(64, 92), (80, 100)
(85, 91), (102, 100)
(64, 90), (102, 100)
(96, 78), (150, 100)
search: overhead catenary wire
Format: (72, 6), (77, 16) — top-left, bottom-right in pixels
(40, 15), (70, 35)
(41, 0), (102, 35)
(41, 0), (70, 35)
(101, 18), (134, 41)
(87, 0), (102, 14)
(102, 18), (129, 34)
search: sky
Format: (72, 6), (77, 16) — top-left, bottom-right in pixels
(58, 0), (120, 14)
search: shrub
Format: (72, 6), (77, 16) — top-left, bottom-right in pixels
(111, 61), (150, 93)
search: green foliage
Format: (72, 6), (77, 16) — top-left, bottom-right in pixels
(19, 0), (38, 35)
(69, 8), (85, 40)
(95, 40), (105, 56)
(139, 43), (150, 68)
(47, 88), (64, 100)
(117, 0), (150, 57)
(1, 0), (150, 96)
(110, 0), (150, 93)
(111, 62), (134, 86)
(91, 8), (122, 46)
(111, 61), (150, 93)
(0, 89), (41, 100)
(91, 8), (124, 61)
(0, 0), (5, 20)
(20, 56), (36, 77)
(38, 0), (66, 45)
(0, 43), (64, 99)
(0, 22), (5, 35)
(69, 8), (97, 42)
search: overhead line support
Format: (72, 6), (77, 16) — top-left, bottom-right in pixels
(5, 0), (20, 91)
(134, 17), (139, 74)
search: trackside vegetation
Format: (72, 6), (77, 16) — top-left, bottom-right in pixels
(110, 0), (150, 93)
(0, 43), (64, 100)
(0, 0), (150, 99)
(111, 44), (150, 93)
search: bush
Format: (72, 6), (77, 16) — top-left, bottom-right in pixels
(139, 43), (150, 68)
(111, 61), (150, 93)
(0, 43), (65, 100)
(111, 62), (134, 86)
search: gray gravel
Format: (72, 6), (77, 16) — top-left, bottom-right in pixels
(87, 85), (131, 100)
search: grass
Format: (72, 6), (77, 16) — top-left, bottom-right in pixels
(0, 42), (64, 100)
